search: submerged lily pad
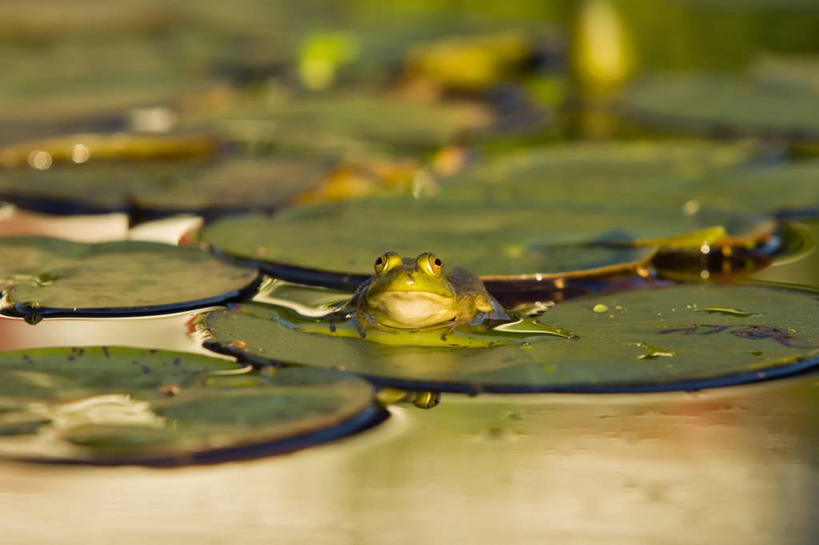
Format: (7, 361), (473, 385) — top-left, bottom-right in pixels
(0, 156), (331, 215)
(0, 346), (379, 464)
(202, 284), (819, 393)
(622, 73), (819, 141)
(0, 237), (258, 321)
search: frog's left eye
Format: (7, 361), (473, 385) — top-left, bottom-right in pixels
(417, 252), (443, 276)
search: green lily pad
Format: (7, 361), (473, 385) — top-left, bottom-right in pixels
(693, 159), (819, 219)
(201, 195), (765, 279)
(0, 346), (379, 464)
(0, 133), (220, 168)
(0, 1), (173, 40)
(0, 156), (330, 215)
(621, 73), (819, 141)
(201, 284), (819, 393)
(182, 91), (493, 158)
(442, 142), (819, 219)
(201, 141), (778, 281)
(0, 39), (208, 124)
(750, 54), (819, 93)
(440, 141), (762, 202)
(0, 237), (259, 321)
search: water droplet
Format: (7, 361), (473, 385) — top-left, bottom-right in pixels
(27, 150), (52, 170)
(682, 199), (701, 215)
(71, 144), (90, 164)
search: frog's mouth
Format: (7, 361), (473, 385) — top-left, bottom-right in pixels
(367, 291), (457, 329)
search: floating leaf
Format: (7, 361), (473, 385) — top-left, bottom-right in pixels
(622, 73), (819, 141)
(181, 91), (494, 158)
(0, 39), (208, 124)
(201, 195), (761, 280)
(693, 159), (819, 219)
(440, 141), (768, 210)
(201, 141), (777, 281)
(0, 346), (379, 464)
(0, 156), (331, 215)
(0, 237), (258, 321)
(750, 54), (819, 93)
(202, 285), (819, 393)
(0, 133), (219, 168)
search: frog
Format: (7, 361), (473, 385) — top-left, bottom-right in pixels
(342, 251), (508, 332)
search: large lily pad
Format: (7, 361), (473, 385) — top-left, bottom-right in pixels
(0, 39), (208, 124)
(693, 159), (819, 219)
(0, 156), (330, 215)
(202, 284), (819, 393)
(0, 133), (219, 168)
(201, 196), (765, 279)
(0, 346), (380, 464)
(440, 141), (763, 202)
(0, 237), (259, 321)
(201, 140), (778, 281)
(181, 91), (494, 158)
(621, 73), (819, 141)
(442, 142), (819, 219)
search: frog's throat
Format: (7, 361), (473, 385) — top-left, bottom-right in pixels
(366, 291), (457, 329)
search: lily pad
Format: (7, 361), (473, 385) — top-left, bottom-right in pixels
(0, 237), (259, 321)
(440, 141), (764, 203)
(0, 156), (331, 215)
(0, 346), (380, 464)
(693, 159), (819, 219)
(621, 73), (819, 141)
(201, 140), (779, 281)
(0, 133), (219, 168)
(0, 39), (208, 124)
(181, 91), (494, 158)
(201, 195), (766, 279)
(750, 54), (819, 93)
(201, 284), (819, 393)
(442, 142), (819, 219)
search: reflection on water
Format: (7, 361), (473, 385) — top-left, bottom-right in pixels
(746, 221), (819, 291)
(0, 205), (128, 241)
(0, 309), (227, 359)
(0, 373), (814, 544)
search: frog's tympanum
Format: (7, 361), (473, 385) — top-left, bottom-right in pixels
(344, 251), (508, 330)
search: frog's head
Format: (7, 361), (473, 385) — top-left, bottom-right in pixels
(365, 251), (458, 328)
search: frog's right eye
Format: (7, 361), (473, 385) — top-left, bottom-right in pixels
(374, 252), (399, 273)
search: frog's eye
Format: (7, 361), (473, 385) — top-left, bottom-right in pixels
(374, 252), (399, 273)
(417, 252), (443, 276)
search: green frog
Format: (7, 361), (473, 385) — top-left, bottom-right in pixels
(344, 251), (508, 331)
